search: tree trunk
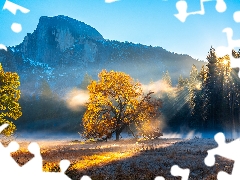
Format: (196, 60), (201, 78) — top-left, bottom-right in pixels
(116, 129), (120, 141)
(116, 124), (126, 141)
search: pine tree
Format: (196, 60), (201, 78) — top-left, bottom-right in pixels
(177, 75), (186, 89)
(199, 65), (207, 85)
(202, 48), (232, 131)
(39, 79), (56, 99)
(37, 79), (59, 120)
(162, 71), (172, 87)
(79, 73), (93, 90)
(188, 64), (200, 112)
(203, 47), (219, 130)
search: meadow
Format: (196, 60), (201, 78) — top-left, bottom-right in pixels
(10, 137), (234, 180)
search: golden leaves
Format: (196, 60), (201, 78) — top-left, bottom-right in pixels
(0, 64), (21, 136)
(82, 70), (162, 140)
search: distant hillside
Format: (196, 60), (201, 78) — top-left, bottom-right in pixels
(0, 15), (206, 96)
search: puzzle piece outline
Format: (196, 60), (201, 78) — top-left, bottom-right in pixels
(205, 132), (240, 180)
(0, 124), (91, 180)
(215, 27), (240, 76)
(175, 0), (240, 77)
(0, 0), (30, 51)
(174, 0), (227, 22)
(154, 164), (190, 180)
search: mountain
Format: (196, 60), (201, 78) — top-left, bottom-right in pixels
(0, 15), (205, 96)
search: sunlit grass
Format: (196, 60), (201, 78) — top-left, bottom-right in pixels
(41, 139), (179, 173)
(41, 147), (138, 173)
(43, 162), (60, 172)
(10, 138), (232, 179)
(70, 151), (136, 171)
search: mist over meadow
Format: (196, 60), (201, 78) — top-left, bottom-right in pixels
(1, 15), (239, 140)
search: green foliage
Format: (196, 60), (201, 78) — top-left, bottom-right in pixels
(188, 64), (201, 112)
(17, 92), (84, 134)
(163, 47), (240, 133)
(162, 71), (172, 87)
(177, 75), (187, 89)
(79, 73), (93, 90)
(36, 79), (60, 120)
(177, 47), (240, 132)
(39, 79), (57, 99)
(0, 64), (22, 136)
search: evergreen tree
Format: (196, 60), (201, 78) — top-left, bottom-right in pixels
(187, 64), (201, 114)
(177, 75), (186, 89)
(39, 79), (56, 99)
(166, 48), (240, 133)
(79, 73), (93, 90)
(201, 48), (233, 132)
(160, 71), (177, 125)
(201, 47), (216, 130)
(162, 71), (172, 87)
(199, 65), (207, 85)
(36, 79), (60, 120)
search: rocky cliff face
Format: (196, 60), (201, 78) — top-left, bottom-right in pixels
(0, 15), (205, 96)
(17, 15), (103, 65)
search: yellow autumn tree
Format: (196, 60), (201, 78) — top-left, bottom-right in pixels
(82, 70), (162, 141)
(0, 64), (22, 136)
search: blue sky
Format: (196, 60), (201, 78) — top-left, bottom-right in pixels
(1, 0), (240, 61)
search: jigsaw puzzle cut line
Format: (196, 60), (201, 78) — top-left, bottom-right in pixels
(175, 0), (227, 22)
(205, 132), (240, 179)
(0, 124), (91, 180)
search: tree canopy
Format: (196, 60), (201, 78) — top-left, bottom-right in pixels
(0, 64), (22, 136)
(82, 70), (162, 140)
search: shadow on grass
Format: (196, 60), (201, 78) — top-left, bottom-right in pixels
(10, 137), (234, 180)
(63, 138), (234, 180)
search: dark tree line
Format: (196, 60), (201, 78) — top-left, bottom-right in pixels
(162, 47), (240, 134)
(15, 79), (85, 134)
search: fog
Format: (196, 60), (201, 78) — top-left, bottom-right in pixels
(65, 88), (89, 111)
(13, 130), (240, 142)
(31, 78), (240, 142)
(14, 131), (81, 141)
(65, 79), (177, 111)
(142, 79), (177, 97)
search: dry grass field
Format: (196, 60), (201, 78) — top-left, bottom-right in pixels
(10, 137), (234, 180)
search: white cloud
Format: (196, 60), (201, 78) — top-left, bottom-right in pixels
(105, 0), (119, 3)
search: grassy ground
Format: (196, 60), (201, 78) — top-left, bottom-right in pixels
(10, 138), (234, 180)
